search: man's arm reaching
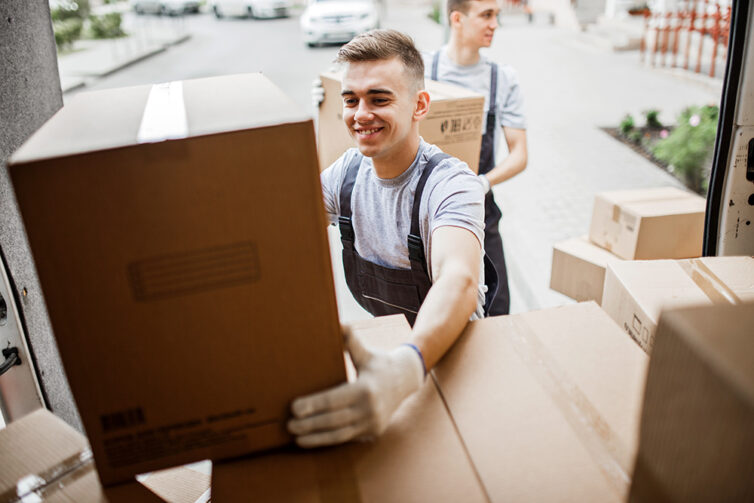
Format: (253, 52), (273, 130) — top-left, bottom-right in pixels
(287, 225), (481, 447)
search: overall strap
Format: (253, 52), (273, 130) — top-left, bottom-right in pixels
(431, 51), (440, 81)
(407, 152), (451, 276)
(488, 62), (498, 114)
(338, 152), (363, 250)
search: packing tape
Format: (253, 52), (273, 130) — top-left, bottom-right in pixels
(137, 81), (189, 143)
(679, 259), (742, 305)
(0, 449), (95, 503)
(508, 317), (632, 496)
(314, 449), (362, 503)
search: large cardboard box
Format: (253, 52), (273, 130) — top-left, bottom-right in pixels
(550, 235), (623, 303)
(211, 315), (488, 502)
(0, 408), (210, 502)
(433, 302), (649, 502)
(8, 74), (347, 485)
(629, 303), (754, 502)
(318, 72), (485, 173)
(588, 187), (706, 260)
(601, 256), (754, 353)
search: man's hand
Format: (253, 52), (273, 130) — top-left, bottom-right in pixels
(311, 78), (325, 108)
(287, 328), (424, 448)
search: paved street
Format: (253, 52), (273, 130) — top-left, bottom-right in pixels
(61, 2), (722, 321)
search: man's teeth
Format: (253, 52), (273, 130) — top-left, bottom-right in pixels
(357, 128), (381, 135)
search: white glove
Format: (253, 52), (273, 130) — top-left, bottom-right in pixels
(479, 174), (491, 194)
(287, 328), (425, 448)
(311, 78), (325, 108)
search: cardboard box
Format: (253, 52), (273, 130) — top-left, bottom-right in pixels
(8, 74), (347, 485)
(433, 302), (649, 502)
(629, 303), (754, 502)
(588, 187), (706, 260)
(550, 235), (623, 303)
(601, 256), (754, 353)
(211, 315), (488, 503)
(0, 408), (211, 502)
(318, 72), (485, 173)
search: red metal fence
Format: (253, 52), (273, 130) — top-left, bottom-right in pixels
(640, 0), (732, 78)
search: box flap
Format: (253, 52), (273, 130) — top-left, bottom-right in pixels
(434, 302), (648, 501)
(11, 73), (310, 164)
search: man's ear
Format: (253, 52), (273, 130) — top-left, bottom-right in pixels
(449, 10), (462, 27)
(413, 90), (430, 122)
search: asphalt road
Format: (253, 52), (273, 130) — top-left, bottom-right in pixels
(76, 4), (444, 117)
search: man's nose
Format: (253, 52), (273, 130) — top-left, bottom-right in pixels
(354, 101), (373, 122)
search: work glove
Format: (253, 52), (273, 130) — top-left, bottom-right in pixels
(287, 328), (425, 448)
(311, 78), (325, 108)
(478, 174), (491, 194)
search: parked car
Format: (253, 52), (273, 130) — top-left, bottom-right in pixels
(211, 0), (291, 18)
(300, 0), (380, 47)
(131, 0), (201, 15)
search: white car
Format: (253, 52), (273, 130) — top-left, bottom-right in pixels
(300, 0), (380, 47)
(132, 0), (201, 15)
(211, 0), (291, 18)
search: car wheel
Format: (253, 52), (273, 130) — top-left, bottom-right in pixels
(213, 5), (223, 17)
(307, 42), (316, 48)
(247, 6), (256, 18)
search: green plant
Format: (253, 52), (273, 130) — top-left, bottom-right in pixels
(644, 109), (663, 129)
(628, 129), (643, 144)
(428, 0), (442, 24)
(652, 105), (719, 194)
(50, 0), (80, 21)
(53, 17), (83, 50)
(619, 114), (635, 136)
(89, 12), (125, 39)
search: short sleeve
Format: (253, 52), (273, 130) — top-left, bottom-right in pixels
(498, 65), (526, 130)
(320, 150), (354, 225)
(425, 160), (485, 248)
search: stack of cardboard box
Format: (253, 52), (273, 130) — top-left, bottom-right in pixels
(550, 187), (707, 304)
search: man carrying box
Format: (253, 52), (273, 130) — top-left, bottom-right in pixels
(288, 29), (493, 447)
(426, 0), (528, 315)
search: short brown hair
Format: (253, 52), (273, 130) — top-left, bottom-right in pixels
(335, 29), (425, 91)
(447, 0), (473, 19)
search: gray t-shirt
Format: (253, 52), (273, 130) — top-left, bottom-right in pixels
(423, 48), (526, 158)
(321, 139), (487, 319)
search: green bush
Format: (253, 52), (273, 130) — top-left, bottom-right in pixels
(619, 114), (635, 136)
(89, 12), (125, 39)
(652, 105), (718, 194)
(50, 0), (80, 21)
(644, 109), (662, 129)
(428, 0), (442, 24)
(53, 17), (83, 49)
(628, 129), (643, 144)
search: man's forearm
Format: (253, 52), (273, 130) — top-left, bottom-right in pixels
(410, 265), (478, 370)
(485, 147), (527, 186)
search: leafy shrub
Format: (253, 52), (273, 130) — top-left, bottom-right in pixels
(652, 105), (718, 194)
(619, 114), (635, 136)
(50, 0), (80, 21)
(644, 109), (662, 129)
(89, 12), (125, 39)
(53, 17), (83, 49)
(628, 129), (643, 144)
(428, 0), (442, 24)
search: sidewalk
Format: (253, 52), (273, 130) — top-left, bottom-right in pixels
(57, 9), (192, 93)
(485, 14), (722, 313)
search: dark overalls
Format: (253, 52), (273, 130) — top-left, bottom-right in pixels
(432, 53), (511, 315)
(338, 152), (498, 326)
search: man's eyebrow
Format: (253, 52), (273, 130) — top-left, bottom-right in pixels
(340, 89), (395, 97)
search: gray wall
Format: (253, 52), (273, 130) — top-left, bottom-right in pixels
(1, 0), (82, 430)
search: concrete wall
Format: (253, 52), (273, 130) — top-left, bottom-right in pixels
(0, 0), (82, 430)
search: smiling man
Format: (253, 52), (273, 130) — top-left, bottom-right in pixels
(287, 29), (490, 447)
(426, 0), (529, 316)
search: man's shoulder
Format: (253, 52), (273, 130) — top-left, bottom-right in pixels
(421, 143), (475, 180)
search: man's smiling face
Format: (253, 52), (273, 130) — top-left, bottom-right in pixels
(341, 57), (419, 162)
